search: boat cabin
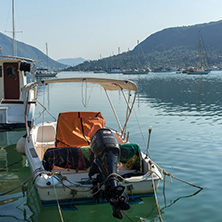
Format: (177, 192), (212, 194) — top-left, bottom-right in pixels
(0, 56), (35, 129)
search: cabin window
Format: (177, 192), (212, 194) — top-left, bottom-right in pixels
(0, 66), (2, 77)
(5, 65), (17, 78)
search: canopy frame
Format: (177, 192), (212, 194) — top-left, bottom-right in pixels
(24, 77), (138, 140)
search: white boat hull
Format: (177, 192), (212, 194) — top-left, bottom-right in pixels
(25, 122), (162, 206)
(22, 78), (162, 219)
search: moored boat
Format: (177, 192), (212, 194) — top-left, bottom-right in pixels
(187, 67), (210, 75)
(36, 43), (57, 78)
(106, 68), (122, 74)
(35, 68), (57, 77)
(122, 68), (149, 75)
(21, 77), (162, 219)
(0, 56), (36, 130)
(187, 31), (211, 75)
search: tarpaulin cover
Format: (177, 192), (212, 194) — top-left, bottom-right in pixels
(55, 112), (105, 147)
(119, 143), (141, 163)
(42, 147), (91, 171)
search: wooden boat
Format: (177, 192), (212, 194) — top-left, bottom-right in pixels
(0, 56), (36, 130)
(21, 78), (162, 219)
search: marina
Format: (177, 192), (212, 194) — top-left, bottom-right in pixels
(0, 71), (222, 221)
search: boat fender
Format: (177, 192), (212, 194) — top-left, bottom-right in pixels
(16, 134), (26, 155)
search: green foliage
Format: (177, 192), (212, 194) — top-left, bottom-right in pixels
(70, 20), (222, 71)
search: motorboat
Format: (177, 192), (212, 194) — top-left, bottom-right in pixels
(106, 68), (122, 74)
(0, 56), (36, 130)
(21, 77), (162, 219)
(35, 68), (57, 77)
(122, 68), (149, 75)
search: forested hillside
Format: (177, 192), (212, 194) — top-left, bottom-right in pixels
(71, 20), (222, 71)
(0, 32), (66, 70)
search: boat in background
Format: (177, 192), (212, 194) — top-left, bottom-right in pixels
(152, 67), (172, 73)
(35, 68), (57, 77)
(122, 67), (150, 75)
(187, 67), (210, 75)
(187, 31), (211, 75)
(0, 56), (36, 130)
(106, 68), (122, 74)
(122, 40), (151, 75)
(36, 43), (57, 78)
(21, 77), (162, 220)
(93, 68), (106, 73)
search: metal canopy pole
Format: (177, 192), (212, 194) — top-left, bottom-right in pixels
(104, 89), (123, 134)
(121, 89), (137, 135)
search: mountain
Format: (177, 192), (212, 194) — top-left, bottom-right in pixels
(71, 20), (222, 71)
(0, 32), (66, 70)
(57, 57), (86, 66)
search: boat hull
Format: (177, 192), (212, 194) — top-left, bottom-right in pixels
(33, 170), (160, 205)
(187, 71), (210, 75)
(24, 122), (162, 206)
(35, 73), (57, 77)
(0, 102), (35, 130)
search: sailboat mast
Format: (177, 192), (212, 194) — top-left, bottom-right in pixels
(12, 0), (15, 56)
(46, 43), (48, 70)
(198, 30), (202, 69)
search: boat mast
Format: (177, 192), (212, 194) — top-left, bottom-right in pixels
(12, 0), (15, 56)
(198, 30), (202, 69)
(46, 43), (48, 70)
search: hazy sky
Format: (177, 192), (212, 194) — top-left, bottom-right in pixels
(1, 0), (222, 61)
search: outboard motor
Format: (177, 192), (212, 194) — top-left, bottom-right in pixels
(89, 128), (130, 219)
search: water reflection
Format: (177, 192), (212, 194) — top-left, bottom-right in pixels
(134, 72), (222, 117)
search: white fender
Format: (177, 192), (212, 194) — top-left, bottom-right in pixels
(16, 136), (26, 155)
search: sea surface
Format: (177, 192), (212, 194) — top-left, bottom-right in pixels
(0, 71), (222, 222)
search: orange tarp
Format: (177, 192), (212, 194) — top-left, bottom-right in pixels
(55, 112), (105, 147)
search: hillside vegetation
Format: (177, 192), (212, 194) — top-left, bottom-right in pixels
(0, 32), (66, 70)
(71, 20), (222, 71)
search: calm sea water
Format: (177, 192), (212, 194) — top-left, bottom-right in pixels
(0, 71), (222, 222)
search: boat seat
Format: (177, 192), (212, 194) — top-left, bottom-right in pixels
(35, 125), (56, 159)
(35, 124), (56, 146)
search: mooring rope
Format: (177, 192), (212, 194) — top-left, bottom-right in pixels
(122, 210), (136, 222)
(150, 160), (204, 190)
(16, 182), (35, 209)
(52, 177), (65, 222)
(0, 168), (43, 196)
(151, 173), (163, 222)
